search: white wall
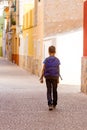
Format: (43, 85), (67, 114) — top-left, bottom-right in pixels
(56, 29), (83, 85)
(44, 29), (83, 85)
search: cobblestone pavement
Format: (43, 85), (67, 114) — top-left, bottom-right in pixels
(0, 57), (87, 130)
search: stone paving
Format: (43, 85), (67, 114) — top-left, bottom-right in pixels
(0, 57), (87, 130)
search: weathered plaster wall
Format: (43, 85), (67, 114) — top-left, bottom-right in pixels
(44, 0), (83, 37)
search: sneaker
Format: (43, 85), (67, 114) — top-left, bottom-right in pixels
(49, 105), (53, 111)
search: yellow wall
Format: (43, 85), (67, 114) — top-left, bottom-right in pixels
(28, 29), (33, 56)
(23, 8), (34, 29)
(24, 4), (34, 14)
(23, 28), (34, 56)
(23, 3), (34, 56)
(19, 1), (44, 76)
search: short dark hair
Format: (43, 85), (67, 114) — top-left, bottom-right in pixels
(49, 46), (56, 53)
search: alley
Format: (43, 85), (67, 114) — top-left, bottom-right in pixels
(0, 57), (87, 130)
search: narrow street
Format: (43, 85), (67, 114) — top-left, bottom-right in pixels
(0, 57), (87, 130)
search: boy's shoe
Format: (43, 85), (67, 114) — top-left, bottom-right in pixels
(49, 105), (53, 111)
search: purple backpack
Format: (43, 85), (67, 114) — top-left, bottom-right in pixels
(44, 56), (60, 77)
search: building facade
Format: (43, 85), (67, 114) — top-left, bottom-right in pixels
(4, 0), (87, 91)
(18, 0), (83, 78)
(18, 0), (44, 75)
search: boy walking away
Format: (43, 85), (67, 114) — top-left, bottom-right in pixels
(40, 46), (61, 111)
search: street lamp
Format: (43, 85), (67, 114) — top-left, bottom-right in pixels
(11, 3), (16, 12)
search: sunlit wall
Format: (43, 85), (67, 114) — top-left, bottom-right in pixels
(44, 29), (83, 85)
(56, 29), (83, 85)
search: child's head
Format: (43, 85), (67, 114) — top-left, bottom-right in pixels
(48, 46), (56, 55)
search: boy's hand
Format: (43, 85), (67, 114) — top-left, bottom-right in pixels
(39, 78), (43, 83)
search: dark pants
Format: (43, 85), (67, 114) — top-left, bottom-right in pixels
(46, 78), (58, 106)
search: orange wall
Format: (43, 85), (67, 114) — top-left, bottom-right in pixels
(84, 1), (87, 56)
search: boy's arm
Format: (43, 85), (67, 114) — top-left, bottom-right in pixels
(40, 64), (45, 83)
(59, 66), (63, 80)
